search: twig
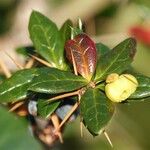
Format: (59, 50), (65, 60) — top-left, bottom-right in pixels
(47, 90), (79, 103)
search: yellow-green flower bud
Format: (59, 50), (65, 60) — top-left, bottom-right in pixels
(105, 73), (138, 102)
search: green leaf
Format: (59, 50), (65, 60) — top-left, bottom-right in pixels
(80, 88), (114, 135)
(37, 99), (60, 118)
(96, 42), (110, 58)
(29, 68), (88, 94)
(0, 68), (37, 102)
(0, 106), (41, 150)
(95, 38), (136, 82)
(129, 73), (150, 99)
(16, 46), (35, 58)
(60, 19), (73, 45)
(29, 10), (67, 70)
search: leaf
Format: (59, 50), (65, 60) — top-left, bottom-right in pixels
(16, 46), (35, 58)
(80, 88), (114, 135)
(129, 73), (150, 99)
(29, 11), (67, 70)
(95, 38), (136, 82)
(96, 42), (110, 58)
(0, 68), (37, 102)
(60, 19), (73, 45)
(29, 67), (88, 94)
(65, 33), (97, 81)
(0, 106), (41, 150)
(37, 99), (60, 118)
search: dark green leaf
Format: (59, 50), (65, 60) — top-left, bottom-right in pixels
(129, 73), (150, 99)
(0, 68), (37, 102)
(0, 106), (41, 150)
(95, 38), (136, 82)
(29, 11), (67, 70)
(96, 42), (110, 58)
(80, 88), (114, 135)
(29, 68), (88, 94)
(16, 46), (35, 58)
(37, 99), (60, 118)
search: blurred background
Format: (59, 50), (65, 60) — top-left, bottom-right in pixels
(0, 0), (150, 149)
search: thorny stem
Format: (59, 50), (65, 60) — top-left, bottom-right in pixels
(46, 90), (80, 103)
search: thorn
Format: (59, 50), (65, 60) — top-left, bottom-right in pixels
(0, 59), (11, 78)
(24, 58), (35, 69)
(51, 114), (64, 143)
(47, 90), (79, 103)
(78, 18), (82, 30)
(30, 55), (51, 67)
(56, 102), (79, 132)
(71, 50), (78, 75)
(103, 131), (113, 148)
(79, 38), (84, 44)
(9, 101), (24, 112)
(5, 51), (23, 69)
(83, 46), (90, 55)
(80, 118), (83, 137)
(71, 27), (74, 40)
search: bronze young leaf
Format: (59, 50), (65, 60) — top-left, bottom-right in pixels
(65, 34), (97, 81)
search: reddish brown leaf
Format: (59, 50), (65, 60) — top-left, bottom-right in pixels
(65, 34), (97, 81)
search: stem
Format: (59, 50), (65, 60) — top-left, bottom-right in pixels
(47, 90), (79, 103)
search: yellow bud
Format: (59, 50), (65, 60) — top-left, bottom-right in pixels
(105, 74), (138, 102)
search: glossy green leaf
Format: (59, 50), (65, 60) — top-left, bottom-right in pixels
(129, 73), (150, 99)
(29, 68), (88, 94)
(80, 88), (114, 135)
(29, 11), (67, 70)
(37, 99), (60, 118)
(0, 106), (41, 150)
(0, 68), (37, 102)
(95, 38), (136, 82)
